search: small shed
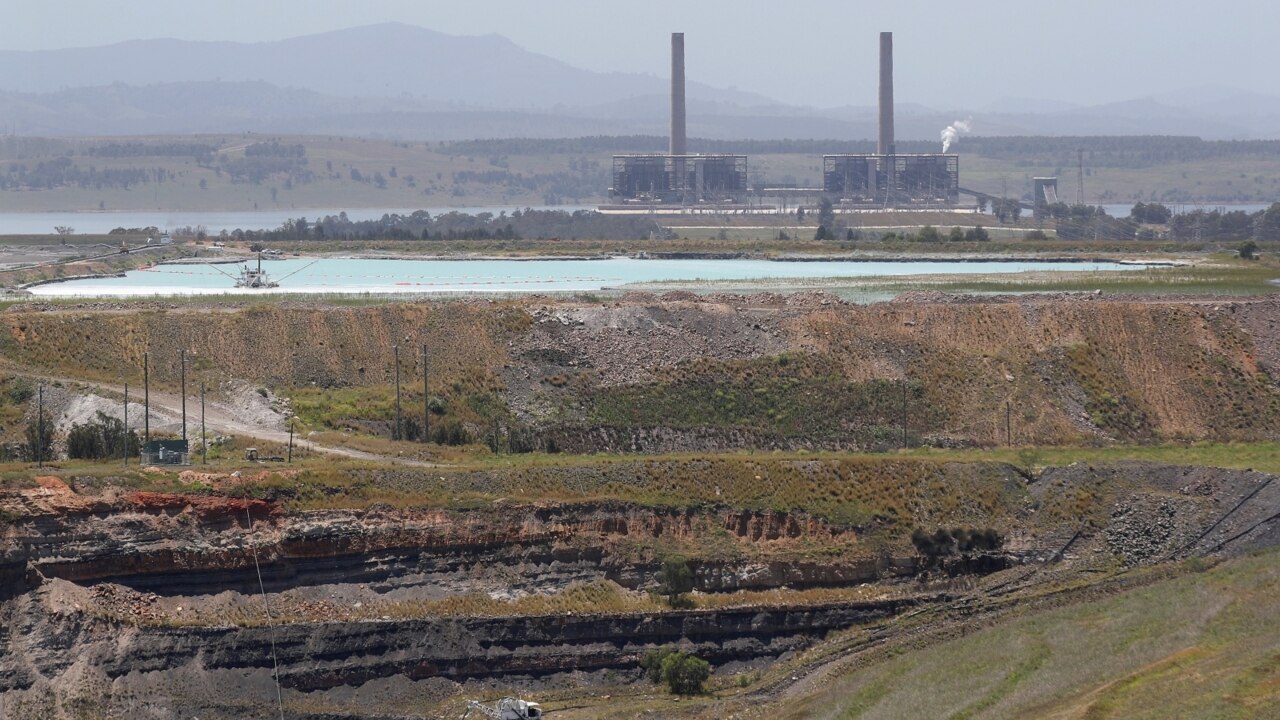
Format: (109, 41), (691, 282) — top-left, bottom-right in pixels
(141, 439), (190, 466)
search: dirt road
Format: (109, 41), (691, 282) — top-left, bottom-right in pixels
(6, 366), (438, 467)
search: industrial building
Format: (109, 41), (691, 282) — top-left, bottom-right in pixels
(823, 153), (959, 206)
(611, 154), (748, 202)
(607, 31), (960, 209)
(607, 33), (750, 206)
(822, 32), (960, 206)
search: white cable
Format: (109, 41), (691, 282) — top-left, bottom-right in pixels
(246, 505), (286, 720)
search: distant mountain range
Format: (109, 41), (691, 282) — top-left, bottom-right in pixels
(0, 23), (1276, 141)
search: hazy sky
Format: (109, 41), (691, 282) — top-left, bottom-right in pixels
(5, 0), (1275, 109)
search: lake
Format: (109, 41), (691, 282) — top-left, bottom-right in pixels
(29, 257), (1153, 297)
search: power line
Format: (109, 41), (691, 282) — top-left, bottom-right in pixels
(245, 506), (286, 720)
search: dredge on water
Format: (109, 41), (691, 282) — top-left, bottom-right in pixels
(235, 254), (279, 289)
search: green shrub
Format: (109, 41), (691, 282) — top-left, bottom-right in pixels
(656, 557), (694, 607)
(430, 419), (471, 446)
(640, 647), (678, 683)
(660, 652), (711, 695)
(965, 225), (990, 242)
(640, 646), (711, 694)
(67, 411), (141, 460)
(916, 226), (942, 243)
(5, 378), (35, 405)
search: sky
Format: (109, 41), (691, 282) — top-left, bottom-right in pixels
(3, 0), (1276, 109)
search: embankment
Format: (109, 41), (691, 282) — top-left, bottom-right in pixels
(1, 294), (1278, 447)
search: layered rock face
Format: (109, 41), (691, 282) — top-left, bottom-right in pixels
(2, 460), (1277, 718)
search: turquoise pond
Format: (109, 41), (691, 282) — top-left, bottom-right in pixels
(29, 257), (1153, 297)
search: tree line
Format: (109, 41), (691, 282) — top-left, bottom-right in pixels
(0, 157), (175, 191)
(221, 209), (662, 242)
(1167, 204), (1280, 242)
(87, 142), (219, 163)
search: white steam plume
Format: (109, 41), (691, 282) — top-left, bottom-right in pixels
(941, 117), (973, 153)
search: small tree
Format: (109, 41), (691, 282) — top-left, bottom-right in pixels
(660, 652), (711, 695)
(655, 557), (694, 607)
(24, 413), (54, 463)
(640, 647), (710, 694)
(916, 225), (942, 243)
(965, 225), (990, 242)
(640, 647), (678, 682)
(67, 411), (140, 460)
(1239, 240), (1259, 260)
(817, 197), (835, 229)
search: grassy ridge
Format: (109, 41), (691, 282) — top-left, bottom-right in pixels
(575, 355), (937, 445)
(778, 548), (1280, 719)
(3, 293), (1279, 451)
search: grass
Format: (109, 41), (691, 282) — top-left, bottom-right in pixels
(258, 440), (1280, 517)
(1066, 343), (1153, 438)
(160, 439), (1272, 548)
(574, 355), (936, 444)
(8, 439), (1279, 508)
(776, 547), (1280, 720)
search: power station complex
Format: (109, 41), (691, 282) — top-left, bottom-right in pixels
(607, 32), (961, 209)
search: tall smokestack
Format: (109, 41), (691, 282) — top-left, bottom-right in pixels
(878, 31), (894, 156)
(670, 32), (686, 157)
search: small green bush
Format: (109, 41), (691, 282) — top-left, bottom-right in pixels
(660, 652), (711, 695)
(640, 647), (711, 695)
(640, 647), (678, 683)
(656, 557), (694, 607)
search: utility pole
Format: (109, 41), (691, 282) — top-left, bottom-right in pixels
(123, 383), (129, 467)
(393, 345), (401, 441)
(180, 349), (187, 442)
(1006, 400), (1012, 446)
(430, 343), (435, 443)
(287, 418), (294, 464)
(36, 383), (43, 468)
(201, 383), (207, 464)
(900, 379), (908, 449)
(143, 352), (150, 444)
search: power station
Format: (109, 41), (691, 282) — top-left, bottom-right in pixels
(608, 33), (750, 206)
(607, 31), (961, 210)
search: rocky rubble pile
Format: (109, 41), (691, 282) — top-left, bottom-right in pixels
(1104, 495), (1205, 565)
